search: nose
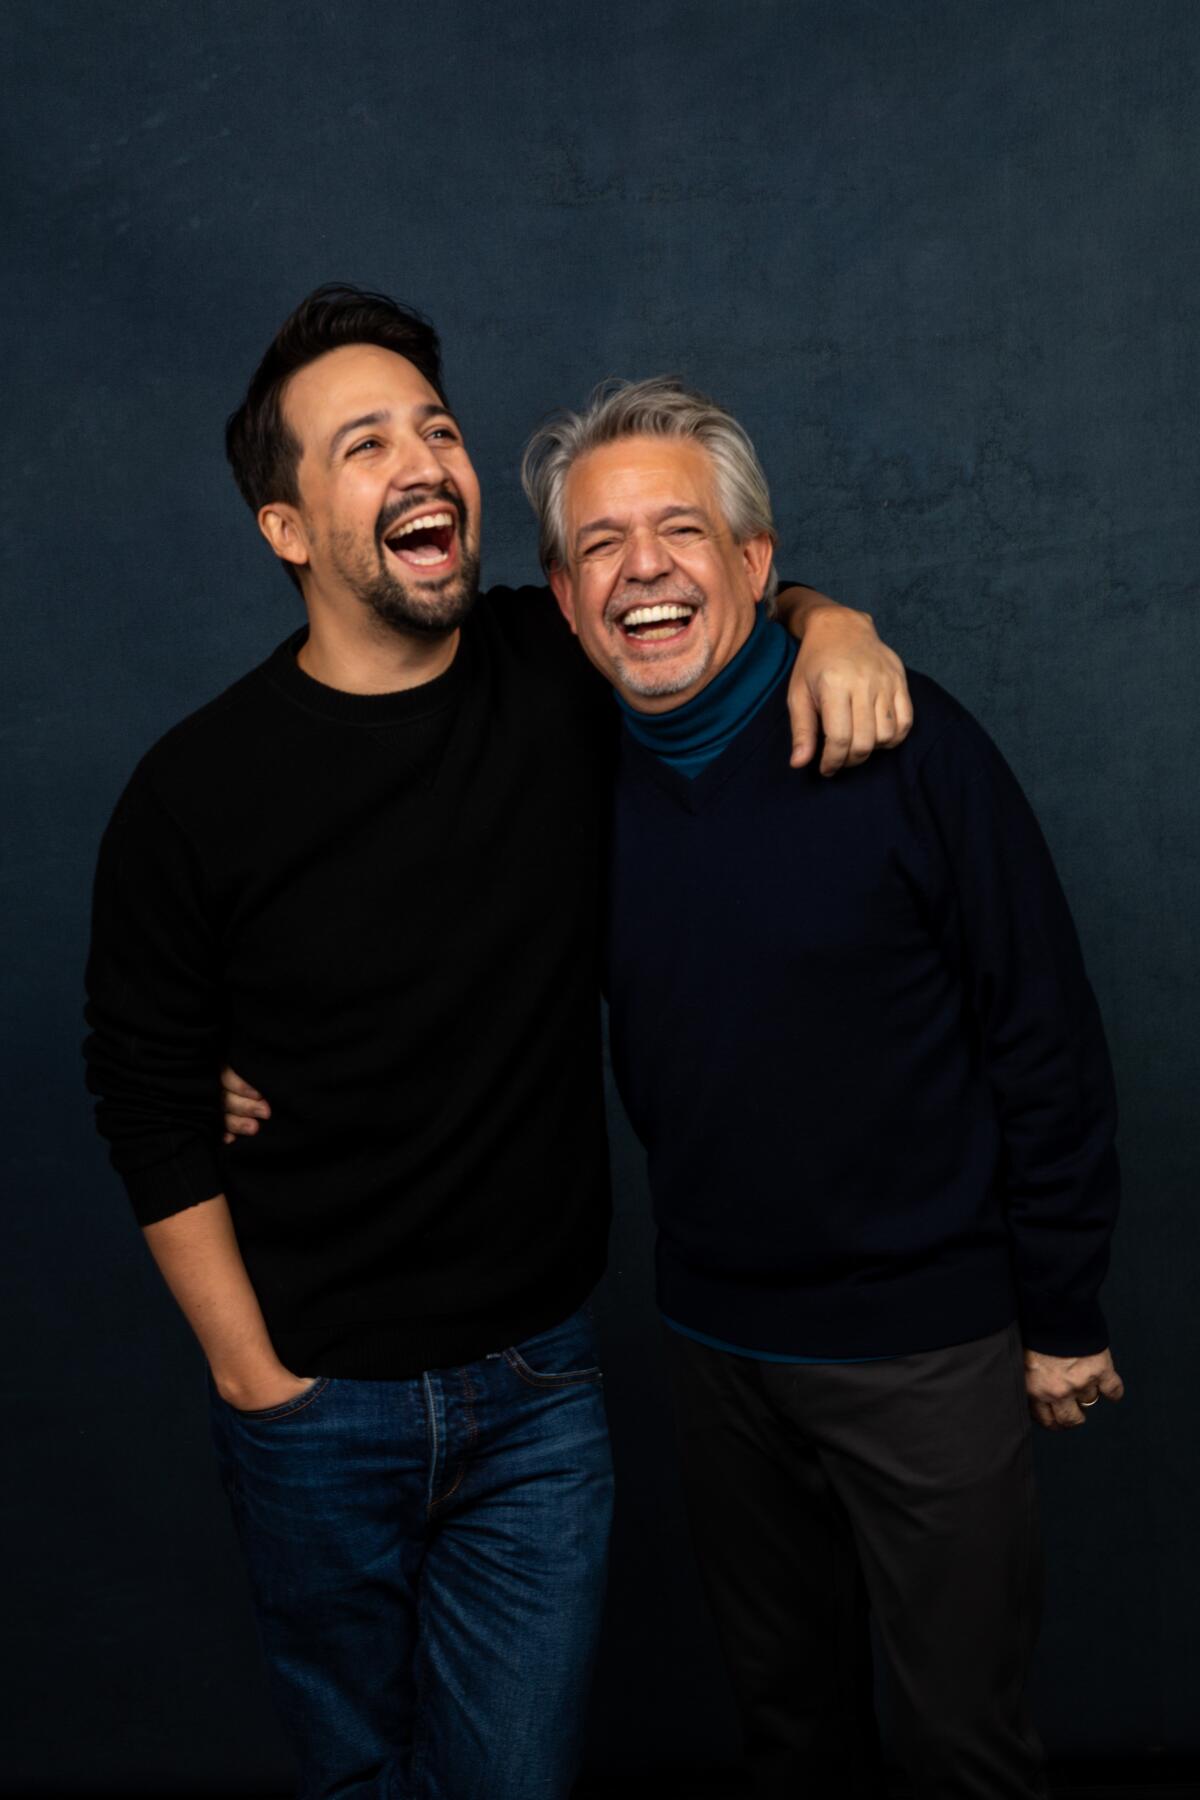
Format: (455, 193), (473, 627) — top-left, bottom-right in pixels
(389, 428), (445, 495)
(622, 523), (673, 584)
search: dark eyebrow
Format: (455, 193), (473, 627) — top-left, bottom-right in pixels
(574, 503), (710, 547)
(329, 411), (390, 460)
(327, 403), (460, 461)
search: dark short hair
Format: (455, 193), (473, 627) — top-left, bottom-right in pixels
(225, 284), (447, 571)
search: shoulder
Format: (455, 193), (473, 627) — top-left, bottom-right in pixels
(894, 672), (1041, 835)
(903, 670), (981, 745)
(898, 671), (1009, 774)
(476, 582), (573, 657)
(118, 641), (295, 822)
(475, 580), (609, 705)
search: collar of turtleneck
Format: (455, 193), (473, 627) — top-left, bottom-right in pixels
(614, 603), (795, 778)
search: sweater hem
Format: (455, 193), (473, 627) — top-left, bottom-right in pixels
(657, 1251), (1020, 1360)
(264, 1259), (606, 1380)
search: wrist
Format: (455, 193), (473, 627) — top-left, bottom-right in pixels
(210, 1345), (288, 1407)
(803, 599), (872, 634)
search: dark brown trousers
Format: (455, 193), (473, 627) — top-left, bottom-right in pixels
(663, 1322), (1046, 1800)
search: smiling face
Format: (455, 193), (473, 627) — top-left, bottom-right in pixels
(260, 342), (482, 638)
(548, 434), (775, 710)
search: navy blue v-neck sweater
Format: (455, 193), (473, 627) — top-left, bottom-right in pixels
(605, 666), (1120, 1360)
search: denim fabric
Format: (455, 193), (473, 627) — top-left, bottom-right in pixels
(209, 1304), (613, 1800)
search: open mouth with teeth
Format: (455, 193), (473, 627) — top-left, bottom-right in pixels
(383, 509), (459, 573)
(617, 602), (699, 644)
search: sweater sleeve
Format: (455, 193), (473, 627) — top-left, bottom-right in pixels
(83, 771), (227, 1225)
(914, 708), (1120, 1356)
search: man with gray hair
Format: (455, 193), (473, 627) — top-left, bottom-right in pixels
(525, 378), (1124, 1799)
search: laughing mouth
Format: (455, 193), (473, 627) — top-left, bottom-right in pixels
(616, 601), (698, 643)
(383, 508), (459, 569)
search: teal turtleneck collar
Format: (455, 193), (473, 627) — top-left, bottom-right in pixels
(614, 603), (795, 778)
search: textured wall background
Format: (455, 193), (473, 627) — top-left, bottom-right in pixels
(3, 0), (1197, 1786)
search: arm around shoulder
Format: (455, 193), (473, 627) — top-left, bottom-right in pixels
(774, 583), (913, 774)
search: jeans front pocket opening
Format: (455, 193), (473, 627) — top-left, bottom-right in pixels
(501, 1347), (603, 1391)
(224, 1376), (332, 1423)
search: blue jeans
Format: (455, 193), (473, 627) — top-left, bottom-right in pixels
(209, 1304), (613, 1800)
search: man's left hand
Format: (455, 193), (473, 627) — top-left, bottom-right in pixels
(782, 595), (913, 775)
(1024, 1345), (1126, 1431)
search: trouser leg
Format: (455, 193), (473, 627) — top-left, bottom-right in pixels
(663, 1326), (886, 1800)
(410, 1306), (614, 1800)
(210, 1373), (428, 1800)
(775, 1326), (1046, 1800)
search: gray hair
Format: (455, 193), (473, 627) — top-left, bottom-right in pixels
(520, 376), (778, 607)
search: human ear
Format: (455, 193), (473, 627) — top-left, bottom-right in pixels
(258, 504), (310, 572)
(548, 565), (579, 635)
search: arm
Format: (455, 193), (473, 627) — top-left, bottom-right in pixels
(84, 776), (304, 1408)
(775, 583), (913, 775)
(915, 711), (1124, 1430)
(144, 1195), (311, 1409)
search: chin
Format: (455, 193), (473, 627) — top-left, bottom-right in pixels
(615, 648), (711, 701)
(363, 554), (481, 639)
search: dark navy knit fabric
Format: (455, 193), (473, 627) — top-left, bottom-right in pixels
(606, 668), (1120, 1360)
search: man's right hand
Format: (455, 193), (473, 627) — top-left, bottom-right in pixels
(222, 1065), (271, 1144)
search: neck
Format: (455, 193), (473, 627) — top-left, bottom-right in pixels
(297, 596), (460, 695)
(615, 603), (793, 778)
(625, 612), (755, 715)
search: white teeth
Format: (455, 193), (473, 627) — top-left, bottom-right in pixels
(390, 511), (454, 539)
(621, 603), (694, 628)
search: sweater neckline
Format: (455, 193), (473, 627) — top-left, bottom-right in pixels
(614, 605), (794, 777)
(619, 657), (794, 813)
(259, 626), (469, 726)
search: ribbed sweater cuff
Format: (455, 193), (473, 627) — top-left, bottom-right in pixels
(122, 1139), (225, 1227)
(1019, 1297), (1110, 1358)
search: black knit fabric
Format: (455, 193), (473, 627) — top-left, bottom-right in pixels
(84, 588), (614, 1377)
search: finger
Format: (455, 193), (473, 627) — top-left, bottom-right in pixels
(223, 1131), (234, 1146)
(787, 681), (820, 769)
(1077, 1389), (1101, 1408)
(845, 691), (878, 767)
(1052, 1396), (1087, 1429)
(818, 689), (854, 777)
(224, 1091), (269, 1119)
(889, 677), (914, 745)
(223, 1115), (259, 1137)
(1031, 1399), (1059, 1431)
(1099, 1368), (1126, 1403)
(221, 1066), (263, 1100)
(874, 690), (900, 747)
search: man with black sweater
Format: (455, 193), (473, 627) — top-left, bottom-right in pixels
(527, 378), (1124, 1800)
(82, 288), (912, 1800)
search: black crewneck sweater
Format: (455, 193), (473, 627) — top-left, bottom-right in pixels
(84, 588), (614, 1377)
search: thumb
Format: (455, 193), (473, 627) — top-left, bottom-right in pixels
(788, 682), (820, 768)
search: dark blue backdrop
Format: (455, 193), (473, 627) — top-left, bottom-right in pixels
(3, 0), (1197, 1787)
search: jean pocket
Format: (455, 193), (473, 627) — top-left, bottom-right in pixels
(220, 1376), (332, 1422)
(503, 1307), (603, 1390)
